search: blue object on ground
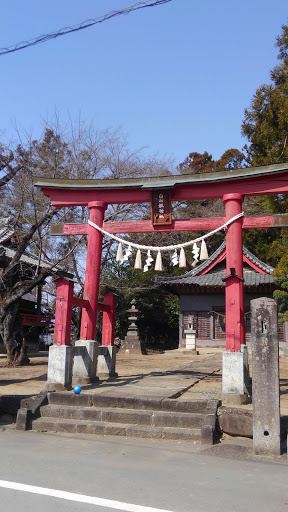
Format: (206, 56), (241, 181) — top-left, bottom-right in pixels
(73, 385), (82, 394)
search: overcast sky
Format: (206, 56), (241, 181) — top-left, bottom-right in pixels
(1, 0), (287, 167)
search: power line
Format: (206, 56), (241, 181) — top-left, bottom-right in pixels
(0, 0), (173, 57)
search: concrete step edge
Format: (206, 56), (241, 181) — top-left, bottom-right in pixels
(42, 404), (206, 418)
(48, 392), (211, 413)
(32, 417), (202, 440)
(40, 405), (205, 427)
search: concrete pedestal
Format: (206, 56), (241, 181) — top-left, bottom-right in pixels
(97, 345), (118, 379)
(45, 345), (73, 391)
(222, 345), (250, 404)
(73, 340), (99, 386)
(184, 329), (197, 353)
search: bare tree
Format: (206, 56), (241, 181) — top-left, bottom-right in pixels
(0, 121), (174, 363)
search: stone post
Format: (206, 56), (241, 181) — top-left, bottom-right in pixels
(251, 297), (281, 456)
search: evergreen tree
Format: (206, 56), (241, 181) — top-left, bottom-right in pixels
(242, 22), (288, 316)
(242, 22), (288, 167)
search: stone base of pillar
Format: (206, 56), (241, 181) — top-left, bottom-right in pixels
(221, 392), (250, 405)
(72, 340), (99, 386)
(222, 345), (251, 405)
(120, 335), (143, 354)
(72, 376), (99, 386)
(44, 345), (73, 391)
(97, 345), (118, 380)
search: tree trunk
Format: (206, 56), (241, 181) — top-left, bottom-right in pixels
(0, 273), (50, 365)
(0, 302), (30, 366)
(0, 302), (19, 365)
(15, 334), (30, 366)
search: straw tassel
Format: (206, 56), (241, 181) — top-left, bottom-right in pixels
(116, 243), (124, 262)
(179, 247), (186, 268)
(134, 249), (142, 269)
(200, 240), (209, 260)
(155, 251), (163, 271)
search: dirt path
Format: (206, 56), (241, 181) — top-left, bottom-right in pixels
(0, 348), (288, 415)
(0, 348), (222, 396)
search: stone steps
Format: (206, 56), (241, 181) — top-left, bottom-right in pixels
(32, 417), (202, 441)
(29, 392), (219, 444)
(48, 392), (210, 413)
(39, 404), (204, 428)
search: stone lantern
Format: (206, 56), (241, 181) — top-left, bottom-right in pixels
(120, 299), (143, 354)
(127, 299), (139, 336)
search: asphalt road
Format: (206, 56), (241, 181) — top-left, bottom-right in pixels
(0, 428), (287, 512)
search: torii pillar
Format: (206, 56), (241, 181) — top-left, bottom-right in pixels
(80, 201), (106, 341)
(78, 201), (118, 379)
(222, 193), (249, 403)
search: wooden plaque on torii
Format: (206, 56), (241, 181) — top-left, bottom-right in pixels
(151, 189), (172, 225)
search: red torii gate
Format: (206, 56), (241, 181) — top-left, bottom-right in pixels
(35, 162), (288, 355)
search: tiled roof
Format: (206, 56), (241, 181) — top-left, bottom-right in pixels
(156, 241), (275, 288)
(0, 217), (15, 244)
(0, 245), (57, 271)
(0, 245), (74, 279)
(22, 292), (37, 303)
(0, 217), (73, 278)
(161, 270), (275, 288)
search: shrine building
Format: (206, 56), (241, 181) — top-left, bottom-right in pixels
(157, 241), (287, 347)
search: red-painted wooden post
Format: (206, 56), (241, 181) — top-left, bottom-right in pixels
(223, 193), (245, 352)
(80, 201), (106, 341)
(101, 292), (116, 346)
(53, 278), (74, 345)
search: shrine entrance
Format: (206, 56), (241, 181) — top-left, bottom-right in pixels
(35, 161), (288, 399)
